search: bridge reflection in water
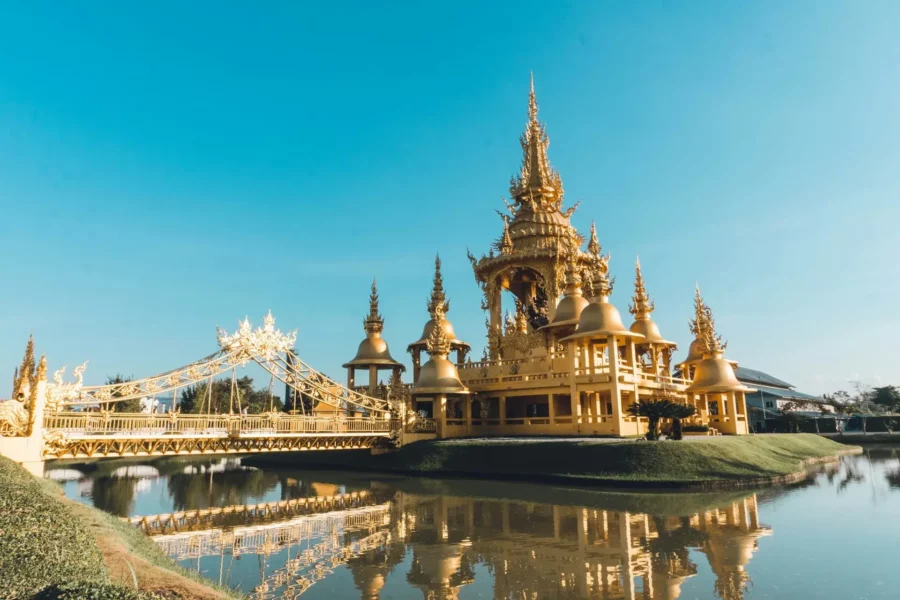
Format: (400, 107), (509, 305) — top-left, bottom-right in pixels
(123, 482), (771, 599)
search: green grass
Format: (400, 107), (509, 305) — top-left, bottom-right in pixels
(247, 434), (856, 488)
(0, 455), (109, 599)
(0, 456), (238, 599)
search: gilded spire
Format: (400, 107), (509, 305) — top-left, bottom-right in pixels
(629, 257), (655, 320)
(425, 303), (451, 357)
(509, 73), (563, 208)
(587, 222), (601, 257)
(363, 278), (384, 334)
(12, 334), (35, 400)
(427, 254), (450, 316)
(690, 285), (726, 356)
(499, 217), (514, 254)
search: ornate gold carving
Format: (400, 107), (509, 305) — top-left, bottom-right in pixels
(427, 254), (450, 316)
(629, 256), (655, 320)
(363, 279), (384, 334)
(217, 311), (297, 361)
(425, 303), (451, 357)
(690, 285), (727, 356)
(2, 338), (47, 436)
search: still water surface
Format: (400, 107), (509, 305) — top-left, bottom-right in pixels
(48, 448), (900, 599)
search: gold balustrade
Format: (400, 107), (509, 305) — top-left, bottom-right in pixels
(44, 412), (396, 437)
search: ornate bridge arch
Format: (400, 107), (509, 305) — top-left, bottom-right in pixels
(1, 313), (409, 463)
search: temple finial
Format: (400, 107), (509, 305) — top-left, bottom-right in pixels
(427, 254), (449, 316)
(12, 334), (35, 399)
(510, 73), (563, 207)
(629, 256), (655, 319)
(499, 217), (514, 254)
(587, 221), (601, 257)
(363, 278), (384, 334)
(690, 285), (726, 355)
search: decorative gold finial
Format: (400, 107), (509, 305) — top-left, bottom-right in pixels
(425, 303), (451, 357)
(364, 278), (384, 334)
(629, 256), (655, 320)
(690, 285), (727, 356)
(499, 217), (514, 254)
(587, 221), (601, 257)
(427, 254), (450, 316)
(509, 74), (564, 209)
(12, 334), (35, 400)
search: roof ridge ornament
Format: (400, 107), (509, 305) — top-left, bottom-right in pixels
(629, 256), (655, 320)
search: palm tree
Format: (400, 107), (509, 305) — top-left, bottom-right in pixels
(627, 398), (678, 441)
(668, 403), (697, 440)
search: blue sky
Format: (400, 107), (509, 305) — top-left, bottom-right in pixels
(1, 1), (897, 395)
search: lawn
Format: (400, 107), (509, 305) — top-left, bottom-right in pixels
(0, 456), (238, 599)
(247, 434), (857, 489)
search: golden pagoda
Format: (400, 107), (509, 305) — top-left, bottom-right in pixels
(683, 287), (754, 435)
(345, 74), (754, 438)
(408, 255), (470, 383)
(343, 279), (405, 396)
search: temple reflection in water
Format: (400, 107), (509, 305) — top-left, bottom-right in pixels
(134, 479), (770, 600)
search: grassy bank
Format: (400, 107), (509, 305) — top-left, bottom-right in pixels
(0, 456), (238, 600)
(246, 434), (858, 489)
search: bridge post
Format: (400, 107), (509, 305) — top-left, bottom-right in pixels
(0, 379), (48, 476)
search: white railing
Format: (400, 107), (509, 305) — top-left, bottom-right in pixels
(43, 412), (396, 437)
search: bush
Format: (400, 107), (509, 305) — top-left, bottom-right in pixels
(32, 582), (164, 600)
(682, 424), (710, 433)
(0, 457), (107, 599)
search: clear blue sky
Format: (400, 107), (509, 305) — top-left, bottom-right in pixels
(1, 1), (897, 396)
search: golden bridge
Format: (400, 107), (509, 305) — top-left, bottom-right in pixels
(0, 313), (425, 466)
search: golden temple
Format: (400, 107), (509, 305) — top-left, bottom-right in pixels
(345, 75), (753, 439)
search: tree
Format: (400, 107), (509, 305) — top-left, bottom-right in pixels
(872, 386), (900, 412)
(176, 376), (281, 414)
(106, 374), (141, 413)
(668, 403), (697, 441)
(627, 398), (678, 441)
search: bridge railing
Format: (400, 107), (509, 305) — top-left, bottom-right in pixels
(43, 412), (397, 437)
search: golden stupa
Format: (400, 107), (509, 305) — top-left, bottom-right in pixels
(358, 74), (753, 438)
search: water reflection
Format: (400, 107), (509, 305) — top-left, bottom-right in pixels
(44, 448), (900, 599)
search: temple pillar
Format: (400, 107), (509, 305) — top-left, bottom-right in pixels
(464, 394), (472, 434)
(347, 367), (355, 390)
(489, 280), (502, 344)
(499, 395), (506, 426)
(607, 336), (625, 434)
(568, 341), (580, 429)
(411, 352), (421, 383)
(436, 395), (448, 438)
(368, 365), (378, 396)
(547, 393), (555, 425)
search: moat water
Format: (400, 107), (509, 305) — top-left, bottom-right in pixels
(49, 448), (900, 600)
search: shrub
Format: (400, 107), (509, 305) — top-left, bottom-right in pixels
(682, 424), (710, 433)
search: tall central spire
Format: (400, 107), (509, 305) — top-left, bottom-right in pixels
(509, 73), (564, 209)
